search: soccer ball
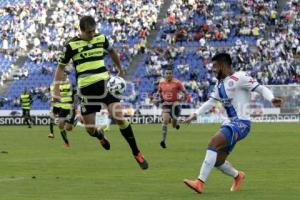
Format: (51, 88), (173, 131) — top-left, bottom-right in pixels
(107, 76), (126, 96)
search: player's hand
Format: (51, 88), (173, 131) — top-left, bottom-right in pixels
(272, 97), (283, 107)
(51, 92), (61, 103)
(52, 97), (60, 103)
(117, 68), (125, 79)
(184, 113), (197, 124)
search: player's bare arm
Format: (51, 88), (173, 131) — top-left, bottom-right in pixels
(53, 64), (66, 102)
(108, 48), (125, 78)
(255, 85), (283, 108)
(182, 86), (191, 103)
(151, 82), (162, 104)
(184, 98), (217, 124)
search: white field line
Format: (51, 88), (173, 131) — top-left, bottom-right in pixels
(0, 177), (25, 182)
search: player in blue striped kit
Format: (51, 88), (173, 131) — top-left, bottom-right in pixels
(183, 53), (283, 193)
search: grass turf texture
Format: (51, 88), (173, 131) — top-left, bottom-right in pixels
(0, 123), (299, 200)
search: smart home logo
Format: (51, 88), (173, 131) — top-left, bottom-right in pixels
(0, 116), (51, 125)
(127, 115), (163, 124)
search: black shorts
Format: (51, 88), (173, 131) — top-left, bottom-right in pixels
(59, 108), (75, 124)
(162, 103), (181, 119)
(78, 80), (120, 115)
(52, 106), (60, 116)
(22, 109), (30, 117)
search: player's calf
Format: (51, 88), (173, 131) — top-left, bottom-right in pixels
(88, 128), (110, 150)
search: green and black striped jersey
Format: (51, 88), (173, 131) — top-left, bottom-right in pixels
(20, 92), (32, 110)
(59, 34), (111, 88)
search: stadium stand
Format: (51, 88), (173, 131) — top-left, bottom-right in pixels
(132, 0), (299, 105)
(0, 0), (299, 110)
(153, 0), (279, 47)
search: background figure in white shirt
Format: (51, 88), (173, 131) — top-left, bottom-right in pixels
(183, 53), (282, 194)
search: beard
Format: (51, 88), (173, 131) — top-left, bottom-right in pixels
(213, 70), (223, 80)
(217, 71), (223, 80)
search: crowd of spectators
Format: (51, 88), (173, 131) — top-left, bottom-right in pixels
(0, 52), (17, 86)
(132, 0), (299, 106)
(233, 0), (300, 85)
(158, 0), (279, 45)
(1, 0), (162, 67)
(36, 0), (162, 67)
(0, 0), (163, 109)
(0, 0), (299, 110)
(0, 0), (50, 51)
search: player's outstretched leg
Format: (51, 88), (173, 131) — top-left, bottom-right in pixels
(109, 102), (148, 169)
(216, 160), (245, 191)
(231, 171), (245, 192)
(28, 118), (32, 128)
(25, 117), (32, 128)
(82, 113), (110, 150)
(89, 128), (110, 150)
(183, 132), (229, 193)
(119, 120), (148, 170)
(60, 128), (70, 147)
(160, 112), (170, 149)
(160, 124), (167, 149)
(48, 118), (55, 138)
(183, 147), (217, 193)
(172, 119), (180, 130)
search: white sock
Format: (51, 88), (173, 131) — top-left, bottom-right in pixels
(217, 160), (238, 178)
(198, 149), (217, 182)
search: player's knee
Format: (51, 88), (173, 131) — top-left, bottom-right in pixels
(58, 124), (64, 129)
(208, 138), (219, 150)
(65, 125), (72, 132)
(110, 105), (123, 121)
(163, 118), (169, 124)
(208, 135), (227, 150)
(115, 119), (123, 126)
(117, 120), (130, 129)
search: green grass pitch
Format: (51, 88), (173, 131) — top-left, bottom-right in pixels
(0, 123), (300, 200)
